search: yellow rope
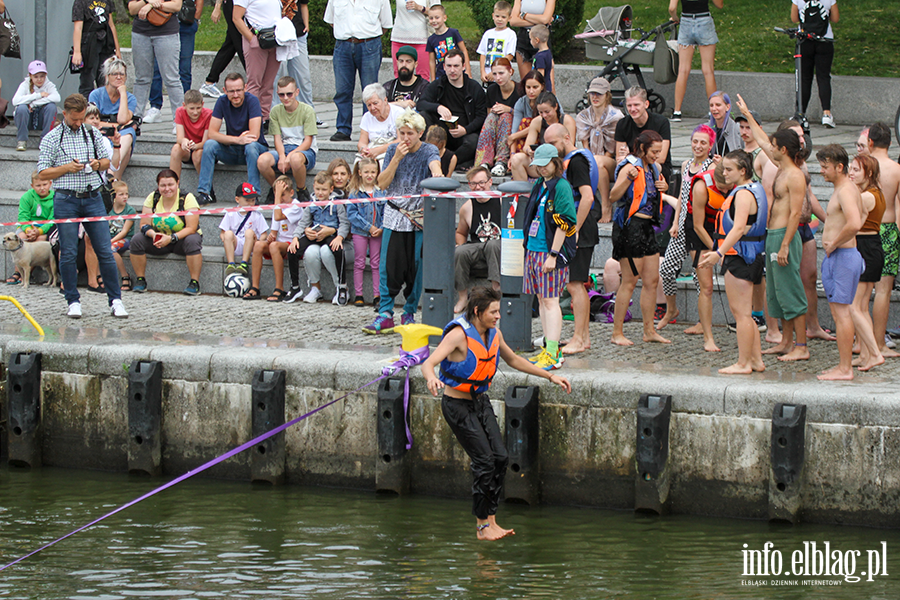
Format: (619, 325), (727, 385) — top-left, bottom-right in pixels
(0, 295), (44, 336)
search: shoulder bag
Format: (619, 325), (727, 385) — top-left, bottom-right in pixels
(0, 10), (21, 59)
(147, 7), (175, 27)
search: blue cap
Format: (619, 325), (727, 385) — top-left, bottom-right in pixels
(530, 143), (560, 167)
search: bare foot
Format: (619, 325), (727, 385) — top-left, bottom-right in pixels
(762, 343), (792, 355)
(852, 344), (860, 355)
(683, 323), (703, 335)
(719, 362), (753, 375)
(561, 342), (590, 355)
(858, 355), (885, 372)
(818, 366), (854, 381)
(880, 346), (900, 358)
(808, 328), (836, 341)
(611, 333), (634, 346)
(852, 356), (863, 367)
(703, 339), (721, 352)
(655, 308), (679, 330)
(477, 522), (509, 541)
(643, 331), (672, 344)
(765, 331), (783, 345)
(486, 516), (515, 539)
(752, 362), (766, 372)
(777, 346), (810, 362)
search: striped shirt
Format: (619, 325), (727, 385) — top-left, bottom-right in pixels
(37, 122), (111, 192)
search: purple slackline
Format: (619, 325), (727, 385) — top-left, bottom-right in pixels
(382, 346), (430, 451)
(0, 374), (388, 573)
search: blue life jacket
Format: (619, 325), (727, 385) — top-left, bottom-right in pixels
(718, 181), (768, 264)
(438, 316), (500, 396)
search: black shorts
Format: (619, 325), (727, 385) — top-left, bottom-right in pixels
(684, 220), (714, 253)
(568, 245), (594, 282)
(857, 234), (885, 283)
(181, 147), (196, 164)
(516, 27), (538, 62)
(612, 216), (659, 261)
(798, 222), (814, 244)
(721, 253), (765, 284)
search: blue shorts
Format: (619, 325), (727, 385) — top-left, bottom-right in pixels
(677, 14), (718, 47)
(267, 144), (316, 172)
(821, 247), (864, 305)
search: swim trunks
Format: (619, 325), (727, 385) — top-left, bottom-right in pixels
(765, 227), (807, 320)
(880, 222), (899, 278)
(857, 234), (884, 283)
(821, 247), (864, 305)
(722, 253), (765, 284)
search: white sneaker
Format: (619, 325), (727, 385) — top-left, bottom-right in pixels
(303, 287), (322, 303)
(142, 107), (162, 123)
(886, 334), (896, 349)
(822, 113), (836, 128)
(200, 82), (223, 98)
(67, 302), (82, 319)
(316, 119), (327, 128)
(332, 291), (340, 305)
(110, 298), (128, 318)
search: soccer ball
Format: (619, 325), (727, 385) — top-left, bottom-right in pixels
(223, 273), (250, 298)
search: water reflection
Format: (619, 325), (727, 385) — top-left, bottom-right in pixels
(1, 467), (899, 598)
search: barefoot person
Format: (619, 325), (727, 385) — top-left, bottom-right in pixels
(610, 130), (674, 346)
(699, 150), (767, 374)
(736, 95), (809, 362)
(422, 286), (571, 541)
(816, 144), (868, 381)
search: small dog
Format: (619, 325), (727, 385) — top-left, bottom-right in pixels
(3, 232), (57, 289)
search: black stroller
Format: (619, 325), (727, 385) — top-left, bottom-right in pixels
(575, 5), (679, 114)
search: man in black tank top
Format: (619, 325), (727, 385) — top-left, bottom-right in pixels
(453, 167), (503, 313)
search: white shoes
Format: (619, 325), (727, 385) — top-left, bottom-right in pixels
(200, 82), (223, 98)
(142, 107), (162, 123)
(822, 113), (836, 128)
(110, 299), (129, 318)
(303, 287), (322, 303)
(67, 302), (82, 319)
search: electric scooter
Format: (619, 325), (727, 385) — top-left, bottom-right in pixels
(774, 26), (822, 146)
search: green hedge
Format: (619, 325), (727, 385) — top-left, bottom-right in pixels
(463, 0), (584, 60)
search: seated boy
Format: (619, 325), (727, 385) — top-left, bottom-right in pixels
(107, 180), (137, 292)
(8, 171), (55, 284)
(170, 90), (213, 179)
(220, 183), (269, 283)
(426, 125), (457, 177)
(248, 176), (300, 301)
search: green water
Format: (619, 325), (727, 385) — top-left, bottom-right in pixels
(1, 467), (899, 599)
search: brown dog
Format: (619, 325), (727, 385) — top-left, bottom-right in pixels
(3, 232), (57, 289)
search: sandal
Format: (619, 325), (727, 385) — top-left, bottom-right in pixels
(5, 272), (21, 285)
(242, 286), (262, 300)
(267, 288), (287, 302)
(121, 275), (132, 292)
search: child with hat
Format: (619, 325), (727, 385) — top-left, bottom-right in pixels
(12, 61), (60, 151)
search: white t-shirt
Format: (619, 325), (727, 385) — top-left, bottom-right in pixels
(234, 0), (281, 30)
(477, 27), (518, 75)
(218, 209), (269, 239)
(360, 104), (405, 141)
(391, 0), (440, 44)
(792, 0), (835, 40)
(324, 0), (394, 41)
(271, 209), (298, 243)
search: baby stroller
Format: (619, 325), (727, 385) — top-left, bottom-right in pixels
(575, 5), (679, 114)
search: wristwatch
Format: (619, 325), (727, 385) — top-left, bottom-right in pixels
(171, 234), (178, 244)
(549, 249), (560, 257)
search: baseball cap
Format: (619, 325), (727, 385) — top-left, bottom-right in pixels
(236, 182), (259, 198)
(734, 110), (761, 124)
(28, 60), (47, 75)
(530, 144), (560, 167)
(396, 45), (418, 61)
(587, 77), (610, 95)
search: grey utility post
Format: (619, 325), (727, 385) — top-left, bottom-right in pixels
(420, 177), (460, 329)
(497, 180), (534, 352)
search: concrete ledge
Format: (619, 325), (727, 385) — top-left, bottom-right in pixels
(2, 334), (900, 525)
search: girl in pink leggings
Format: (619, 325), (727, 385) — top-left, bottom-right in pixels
(346, 157), (386, 306)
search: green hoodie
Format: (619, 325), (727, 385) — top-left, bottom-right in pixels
(17, 188), (55, 235)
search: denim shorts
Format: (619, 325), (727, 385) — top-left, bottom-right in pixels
(267, 144), (316, 171)
(677, 14), (718, 47)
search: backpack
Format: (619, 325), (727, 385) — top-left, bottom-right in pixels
(801, 0), (829, 37)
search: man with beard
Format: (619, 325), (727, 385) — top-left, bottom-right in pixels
(383, 46), (430, 110)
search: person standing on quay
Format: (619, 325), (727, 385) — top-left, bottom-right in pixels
(37, 94), (128, 320)
(422, 286), (571, 541)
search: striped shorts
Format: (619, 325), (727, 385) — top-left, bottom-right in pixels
(523, 250), (568, 298)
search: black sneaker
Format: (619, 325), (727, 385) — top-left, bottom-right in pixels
(671, 111), (683, 122)
(262, 119), (270, 135)
(132, 276), (148, 293)
(183, 279), (201, 296)
(330, 131), (351, 142)
(752, 314), (767, 332)
(283, 286), (304, 303)
(337, 285), (349, 306)
(196, 191), (215, 206)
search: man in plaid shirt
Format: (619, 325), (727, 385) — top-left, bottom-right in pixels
(37, 94), (128, 319)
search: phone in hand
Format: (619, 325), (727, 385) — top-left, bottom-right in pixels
(154, 233), (164, 243)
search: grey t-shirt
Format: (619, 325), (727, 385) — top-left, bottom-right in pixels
(382, 142), (440, 232)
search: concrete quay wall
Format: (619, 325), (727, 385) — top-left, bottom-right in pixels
(2, 335), (900, 527)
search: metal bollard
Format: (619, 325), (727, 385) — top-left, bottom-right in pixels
(127, 360), (163, 476)
(769, 403), (806, 523)
(251, 370), (287, 485)
(6, 352), (42, 468)
(375, 376), (410, 494)
(634, 393), (672, 514)
(498, 181), (534, 351)
(504, 385), (540, 504)
(421, 177), (461, 329)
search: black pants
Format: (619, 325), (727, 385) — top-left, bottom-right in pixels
(423, 112), (478, 169)
(442, 393), (509, 519)
(287, 235), (345, 289)
(205, 0), (246, 84)
(79, 33), (115, 98)
(799, 39), (834, 113)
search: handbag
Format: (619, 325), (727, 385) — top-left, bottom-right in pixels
(652, 30), (678, 85)
(0, 10), (21, 59)
(68, 47), (84, 74)
(178, 0), (197, 24)
(256, 26), (277, 49)
(146, 7), (174, 27)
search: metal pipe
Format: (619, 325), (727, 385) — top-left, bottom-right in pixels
(34, 0), (47, 61)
